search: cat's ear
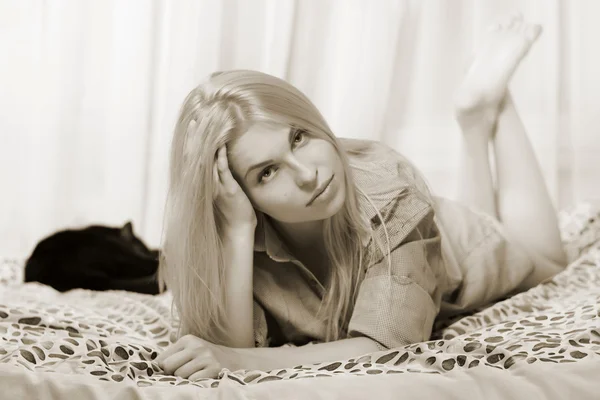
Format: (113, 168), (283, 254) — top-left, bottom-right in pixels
(121, 221), (134, 239)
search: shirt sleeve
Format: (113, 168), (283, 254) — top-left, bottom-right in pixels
(347, 190), (446, 350)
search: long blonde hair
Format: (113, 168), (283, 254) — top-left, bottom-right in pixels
(158, 70), (434, 346)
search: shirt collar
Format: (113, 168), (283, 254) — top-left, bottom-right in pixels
(253, 211), (373, 260)
(253, 213), (294, 261)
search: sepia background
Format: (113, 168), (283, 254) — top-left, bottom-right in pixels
(1, 0), (598, 257)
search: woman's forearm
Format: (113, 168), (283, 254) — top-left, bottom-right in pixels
(222, 229), (256, 348)
(235, 337), (381, 371)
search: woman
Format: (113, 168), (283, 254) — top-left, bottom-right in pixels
(156, 14), (567, 380)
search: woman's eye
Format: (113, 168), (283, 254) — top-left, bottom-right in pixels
(258, 167), (274, 183)
(257, 130), (307, 184)
(293, 130), (306, 144)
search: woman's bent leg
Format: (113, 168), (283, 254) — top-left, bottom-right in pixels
(492, 94), (568, 284)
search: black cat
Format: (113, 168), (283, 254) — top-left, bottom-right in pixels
(24, 222), (163, 294)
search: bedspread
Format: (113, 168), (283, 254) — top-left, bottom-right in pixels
(1, 201), (600, 398)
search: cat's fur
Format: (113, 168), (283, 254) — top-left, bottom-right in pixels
(24, 222), (162, 294)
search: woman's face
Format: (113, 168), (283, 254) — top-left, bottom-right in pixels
(227, 122), (346, 223)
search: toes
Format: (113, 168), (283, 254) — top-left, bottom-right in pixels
(507, 17), (520, 29)
(498, 11), (524, 31)
(511, 11), (524, 23)
(486, 13), (542, 43)
(499, 19), (510, 30)
(500, 15), (515, 30)
(487, 22), (502, 33)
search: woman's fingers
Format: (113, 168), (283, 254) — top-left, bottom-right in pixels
(189, 366), (222, 381)
(174, 358), (212, 379)
(158, 349), (195, 375)
(155, 341), (184, 366)
(216, 146), (236, 191)
(213, 160), (220, 200)
(216, 146), (227, 177)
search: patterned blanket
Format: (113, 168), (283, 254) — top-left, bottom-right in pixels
(1, 201), (599, 389)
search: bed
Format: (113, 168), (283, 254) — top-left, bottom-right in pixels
(1, 201), (600, 399)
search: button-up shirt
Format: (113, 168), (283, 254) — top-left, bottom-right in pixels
(251, 138), (534, 350)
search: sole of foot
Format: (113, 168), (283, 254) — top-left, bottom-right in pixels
(454, 12), (542, 132)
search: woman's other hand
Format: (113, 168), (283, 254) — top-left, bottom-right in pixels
(155, 334), (245, 380)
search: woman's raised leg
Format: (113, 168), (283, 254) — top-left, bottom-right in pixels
(453, 13), (567, 287)
(493, 94), (568, 275)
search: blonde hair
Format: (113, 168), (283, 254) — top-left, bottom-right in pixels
(158, 70), (434, 346)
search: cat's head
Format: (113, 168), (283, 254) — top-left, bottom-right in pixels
(117, 221), (159, 259)
(118, 221), (159, 259)
(85, 221), (158, 260)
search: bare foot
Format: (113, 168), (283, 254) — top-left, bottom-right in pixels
(455, 13), (542, 130)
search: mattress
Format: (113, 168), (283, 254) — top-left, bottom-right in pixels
(1, 200), (599, 399)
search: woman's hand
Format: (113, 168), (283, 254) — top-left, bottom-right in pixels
(155, 334), (245, 380)
(213, 143), (257, 233)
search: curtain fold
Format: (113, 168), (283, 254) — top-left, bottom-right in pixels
(0, 0), (598, 257)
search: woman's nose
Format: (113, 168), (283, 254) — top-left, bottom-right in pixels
(294, 163), (317, 187)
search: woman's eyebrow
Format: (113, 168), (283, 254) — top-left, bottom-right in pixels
(244, 159), (274, 180)
(243, 127), (297, 180)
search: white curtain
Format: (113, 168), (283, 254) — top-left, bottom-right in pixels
(1, 0), (599, 258)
